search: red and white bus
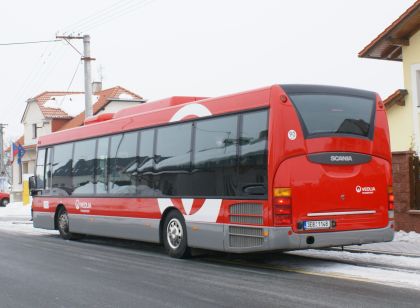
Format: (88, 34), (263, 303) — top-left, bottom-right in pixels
(31, 85), (394, 258)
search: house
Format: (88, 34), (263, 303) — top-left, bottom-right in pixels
(359, 0), (420, 231)
(11, 84), (144, 202)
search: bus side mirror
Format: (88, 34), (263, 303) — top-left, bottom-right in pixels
(29, 176), (36, 190)
(29, 176), (38, 196)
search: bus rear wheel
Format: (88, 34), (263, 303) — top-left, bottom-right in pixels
(163, 211), (190, 258)
(57, 207), (81, 240)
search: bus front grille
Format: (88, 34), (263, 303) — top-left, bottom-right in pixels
(229, 203), (263, 225)
(229, 226), (264, 248)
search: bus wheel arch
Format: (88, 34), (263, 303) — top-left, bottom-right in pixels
(160, 208), (190, 258)
(55, 204), (83, 240)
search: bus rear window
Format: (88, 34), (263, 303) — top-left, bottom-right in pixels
(289, 94), (375, 138)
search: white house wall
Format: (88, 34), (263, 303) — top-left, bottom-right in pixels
(22, 101), (52, 146)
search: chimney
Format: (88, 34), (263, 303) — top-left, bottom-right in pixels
(92, 81), (102, 94)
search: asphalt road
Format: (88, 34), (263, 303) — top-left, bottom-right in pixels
(0, 230), (420, 308)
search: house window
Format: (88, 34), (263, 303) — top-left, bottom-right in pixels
(32, 123), (37, 139)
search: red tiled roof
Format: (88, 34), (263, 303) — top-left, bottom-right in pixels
(383, 89), (408, 109)
(359, 1), (420, 61)
(58, 86), (142, 131)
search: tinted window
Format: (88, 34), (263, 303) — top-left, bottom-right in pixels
(95, 137), (109, 194)
(193, 115), (238, 196)
(109, 132), (138, 194)
(72, 139), (96, 195)
(239, 110), (268, 196)
(137, 129), (155, 196)
(35, 148), (46, 189)
(45, 148), (53, 191)
(155, 123), (192, 196)
(290, 94), (374, 138)
(52, 143), (73, 196)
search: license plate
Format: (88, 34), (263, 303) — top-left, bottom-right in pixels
(303, 220), (332, 230)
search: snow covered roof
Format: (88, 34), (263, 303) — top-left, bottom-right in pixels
(22, 86), (143, 122)
(43, 94), (99, 117)
(58, 86), (143, 131)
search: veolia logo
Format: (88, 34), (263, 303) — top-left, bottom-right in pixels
(75, 200), (92, 210)
(330, 155), (353, 162)
(355, 185), (376, 194)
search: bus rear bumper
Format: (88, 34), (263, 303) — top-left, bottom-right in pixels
(224, 223), (394, 253)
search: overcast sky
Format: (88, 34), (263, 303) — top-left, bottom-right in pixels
(0, 0), (414, 140)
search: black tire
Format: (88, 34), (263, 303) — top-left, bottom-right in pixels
(0, 198), (8, 207)
(57, 207), (83, 240)
(163, 210), (190, 258)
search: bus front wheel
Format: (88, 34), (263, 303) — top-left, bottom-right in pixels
(163, 210), (190, 258)
(57, 207), (82, 240)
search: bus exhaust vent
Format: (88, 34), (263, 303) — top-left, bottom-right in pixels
(229, 203), (263, 225)
(229, 226), (264, 248)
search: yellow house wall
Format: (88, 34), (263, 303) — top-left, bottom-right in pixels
(386, 30), (420, 152)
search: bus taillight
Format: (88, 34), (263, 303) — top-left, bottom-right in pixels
(273, 188), (292, 226)
(388, 186), (395, 211)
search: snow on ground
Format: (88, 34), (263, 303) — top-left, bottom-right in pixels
(394, 230), (420, 244)
(0, 202), (56, 236)
(281, 255), (420, 290)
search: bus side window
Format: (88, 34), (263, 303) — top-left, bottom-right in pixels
(154, 123), (192, 197)
(239, 110), (268, 196)
(193, 115), (239, 197)
(45, 147), (53, 193)
(137, 129), (155, 196)
(95, 137), (109, 194)
(35, 148), (46, 190)
(109, 132), (138, 195)
(72, 139), (96, 195)
(51, 143), (74, 196)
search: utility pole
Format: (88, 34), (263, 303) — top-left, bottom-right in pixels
(83, 35), (93, 117)
(0, 124), (7, 176)
(56, 34), (95, 117)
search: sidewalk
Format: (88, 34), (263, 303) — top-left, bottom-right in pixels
(338, 231), (420, 258)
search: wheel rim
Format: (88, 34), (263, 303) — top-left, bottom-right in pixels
(2, 200), (8, 206)
(58, 212), (69, 234)
(166, 218), (183, 250)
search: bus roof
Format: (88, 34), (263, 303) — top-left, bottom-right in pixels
(37, 85), (273, 147)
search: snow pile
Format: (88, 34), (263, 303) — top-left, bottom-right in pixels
(0, 202), (30, 218)
(44, 94), (99, 117)
(0, 202), (55, 236)
(394, 231), (420, 244)
(288, 249), (420, 270)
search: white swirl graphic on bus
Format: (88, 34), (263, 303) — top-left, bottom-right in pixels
(169, 104), (212, 122)
(157, 199), (222, 223)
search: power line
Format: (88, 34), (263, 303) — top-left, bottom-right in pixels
(57, 59), (82, 107)
(0, 39), (60, 46)
(82, 0), (155, 33)
(60, 0), (137, 33)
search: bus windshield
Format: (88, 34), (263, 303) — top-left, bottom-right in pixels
(289, 94), (375, 138)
